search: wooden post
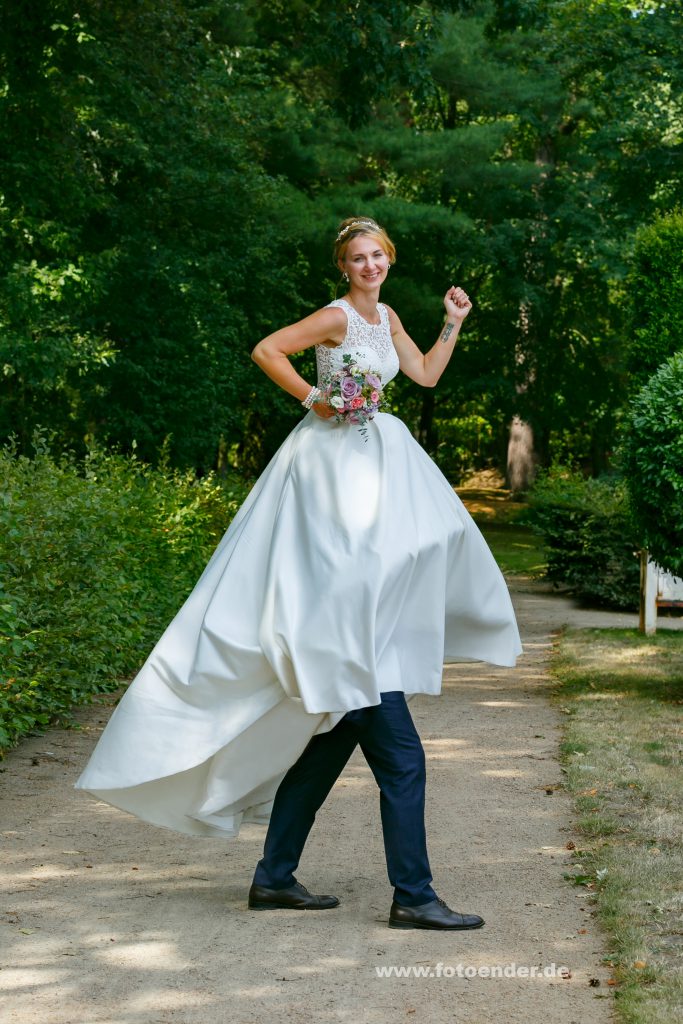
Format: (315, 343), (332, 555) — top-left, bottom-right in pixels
(639, 550), (658, 635)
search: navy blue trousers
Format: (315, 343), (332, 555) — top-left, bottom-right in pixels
(252, 691), (437, 907)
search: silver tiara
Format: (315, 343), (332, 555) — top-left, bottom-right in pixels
(335, 220), (378, 242)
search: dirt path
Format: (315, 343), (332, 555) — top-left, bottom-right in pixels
(2, 585), (678, 1024)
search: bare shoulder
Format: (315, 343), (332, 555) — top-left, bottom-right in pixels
(315, 304), (348, 330)
(312, 304), (347, 348)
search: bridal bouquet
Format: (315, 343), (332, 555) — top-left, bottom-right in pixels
(321, 355), (386, 441)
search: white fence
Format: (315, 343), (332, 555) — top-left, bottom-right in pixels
(640, 553), (683, 634)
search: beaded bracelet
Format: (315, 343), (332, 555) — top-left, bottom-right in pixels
(301, 386), (322, 409)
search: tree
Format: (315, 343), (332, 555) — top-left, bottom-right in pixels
(2, 0), (682, 478)
(0, 1), (311, 468)
(489, 0), (683, 484)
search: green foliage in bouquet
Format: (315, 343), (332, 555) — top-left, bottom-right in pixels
(0, 436), (251, 754)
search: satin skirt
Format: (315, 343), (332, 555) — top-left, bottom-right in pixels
(75, 411), (522, 837)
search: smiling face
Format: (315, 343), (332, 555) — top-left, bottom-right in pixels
(339, 234), (391, 292)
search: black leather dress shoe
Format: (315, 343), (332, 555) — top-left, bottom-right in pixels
(248, 881), (340, 910)
(389, 897), (484, 930)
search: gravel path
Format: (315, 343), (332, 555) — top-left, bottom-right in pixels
(2, 585), (678, 1023)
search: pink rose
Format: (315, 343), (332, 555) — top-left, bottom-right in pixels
(370, 390), (379, 403)
(351, 396), (364, 409)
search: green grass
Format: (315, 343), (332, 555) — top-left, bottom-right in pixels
(455, 486), (547, 576)
(552, 628), (683, 1023)
(477, 523), (547, 576)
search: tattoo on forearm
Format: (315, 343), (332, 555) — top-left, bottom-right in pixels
(440, 322), (455, 344)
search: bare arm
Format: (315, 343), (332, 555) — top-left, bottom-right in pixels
(386, 286), (472, 388)
(251, 307), (348, 418)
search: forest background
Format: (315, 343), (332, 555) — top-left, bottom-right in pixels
(2, 0), (682, 485)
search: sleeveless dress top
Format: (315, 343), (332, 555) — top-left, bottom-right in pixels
(75, 295), (522, 838)
(315, 298), (400, 388)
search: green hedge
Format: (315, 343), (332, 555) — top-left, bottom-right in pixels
(627, 210), (683, 391)
(0, 438), (251, 754)
(526, 467), (640, 610)
(621, 351), (683, 579)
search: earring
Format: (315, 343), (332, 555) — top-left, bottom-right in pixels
(343, 272), (349, 281)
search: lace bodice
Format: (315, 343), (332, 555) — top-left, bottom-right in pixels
(315, 298), (400, 389)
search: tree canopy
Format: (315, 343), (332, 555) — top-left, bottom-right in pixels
(1, 0), (681, 475)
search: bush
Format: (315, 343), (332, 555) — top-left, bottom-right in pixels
(621, 351), (683, 578)
(434, 413), (495, 482)
(627, 210), (683, 391)
(0, 436), (251, 754)
(526, 466), (640, 610)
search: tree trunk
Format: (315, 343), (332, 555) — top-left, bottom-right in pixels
(417, 390), (436, 452)
(506, 415), (536, 494)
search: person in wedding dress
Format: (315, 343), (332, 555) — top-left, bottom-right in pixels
(75, 216), (522, 931)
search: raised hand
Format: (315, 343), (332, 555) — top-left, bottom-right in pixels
(444, 286), (472, 322)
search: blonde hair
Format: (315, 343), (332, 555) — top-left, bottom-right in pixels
(333, 217), (396, 268)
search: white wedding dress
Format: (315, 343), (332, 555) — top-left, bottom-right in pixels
(75, 298), (522, 837)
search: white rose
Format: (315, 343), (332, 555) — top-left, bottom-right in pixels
(330, 396), (345, 409)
